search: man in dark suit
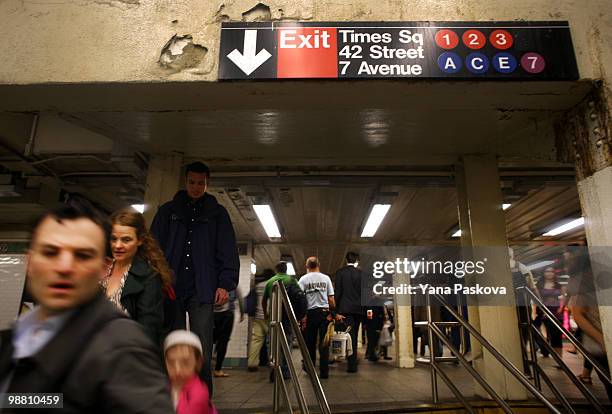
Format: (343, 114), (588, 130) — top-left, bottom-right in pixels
(334, 251), (365, 373)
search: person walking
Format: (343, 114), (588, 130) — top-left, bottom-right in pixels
(334, 251), (364, 373)
(248, 269), (275, 371)
(103, 208), (173, 346)
(568, 250), (612, 401)
(535, 266), (565, 359)
(364, 305), (384, 362)
(151, 161), (240, 394)
(263, 262), (300, 381)
(381, 301), (395, 360)
(212, 290), (244, 377)
(164, 330), (217, 414)
(299, 257), (335, 379)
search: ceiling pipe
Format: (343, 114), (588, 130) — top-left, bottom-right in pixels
(24, 113), (39, 158)
(59, 172), (137, 178)
(30, 155), (116, 165)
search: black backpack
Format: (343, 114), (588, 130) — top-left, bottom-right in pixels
(285, 282), (308, 321)
(246, 287), (258, 317)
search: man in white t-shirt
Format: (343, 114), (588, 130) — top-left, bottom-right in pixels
(298, 256), (335, 379)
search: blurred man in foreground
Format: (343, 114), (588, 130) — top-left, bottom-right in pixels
(0, 203), (173, 413)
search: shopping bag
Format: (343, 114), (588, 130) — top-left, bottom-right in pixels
(331, 332), (350, 360)
(322, 321), (335, 347)
(345, 330), (353, 357)
(378, 322), (393, 347)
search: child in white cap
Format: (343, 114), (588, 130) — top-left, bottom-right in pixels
(164, 330), (217, 414)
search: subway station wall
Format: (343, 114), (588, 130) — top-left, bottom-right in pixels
(0, 255), (26, 330)
(0, 0), (610, 85)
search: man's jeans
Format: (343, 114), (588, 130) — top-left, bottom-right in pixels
(173, 296), (214, 395)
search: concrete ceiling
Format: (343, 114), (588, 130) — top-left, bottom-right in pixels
(211, 178), (584, 273)
(0, 80), (594, 167)
(0, 79), (590, 268)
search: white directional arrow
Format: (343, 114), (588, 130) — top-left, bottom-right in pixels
(227, 30), (272, 76)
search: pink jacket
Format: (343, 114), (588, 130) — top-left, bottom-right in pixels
(176, 376), (217, 414)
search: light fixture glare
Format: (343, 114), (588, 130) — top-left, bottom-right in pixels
(253, 204), (281, 238)
(543, 217), (584, 236)
(526, 260), (555, 271)
(361, 204), (391, 238)
(131, 204), (145, 214)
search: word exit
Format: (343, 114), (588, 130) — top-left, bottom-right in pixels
(279, 29), (332, 49)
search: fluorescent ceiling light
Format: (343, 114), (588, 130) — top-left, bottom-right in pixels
(543, 217), (584, 236)
(527, 260), (555, 271)
(451, 229), (462, 238)
(253, 204), (281, 238)
(286, 262), (296, 276)
(502, 203), (511, 210)
(131, 204), (145, 214)
(361, 204), (391, 238)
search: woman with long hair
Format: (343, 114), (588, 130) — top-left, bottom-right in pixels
(102, 207), (174, 345)
(535, 266), (565, 359)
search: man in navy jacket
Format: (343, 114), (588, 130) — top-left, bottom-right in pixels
(151, 161), (239, 394)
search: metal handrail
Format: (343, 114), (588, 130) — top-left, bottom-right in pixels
(415, 292), (468, 361)
(530, 325), (605, 414)
(518, 285), (612, 384)
(426, 292), (562, 414)
(270, 281), (331, 414)
(430, 322), (510, 413)
(517, 285), (609, 414)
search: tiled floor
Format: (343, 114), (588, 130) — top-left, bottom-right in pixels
(213, 343), (610, 413)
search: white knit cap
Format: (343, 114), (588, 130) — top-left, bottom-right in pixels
(164, 330), (203, 355)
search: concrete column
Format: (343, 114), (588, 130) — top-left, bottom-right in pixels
(455, 155), (527, 400)
(394, 305), (414, 368)
(225, 243), (253, 366)
(143, 153), (183, 225)
(576, 167), (612, 369)
(455, 161), (483, 360)
(556, 86), (612, 369)
(393, 292), (414, 368)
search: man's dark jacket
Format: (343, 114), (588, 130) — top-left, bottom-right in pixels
(335, 265), (364, 315)
(151, 190), (239, 304)
(0, 294), (173, 413)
